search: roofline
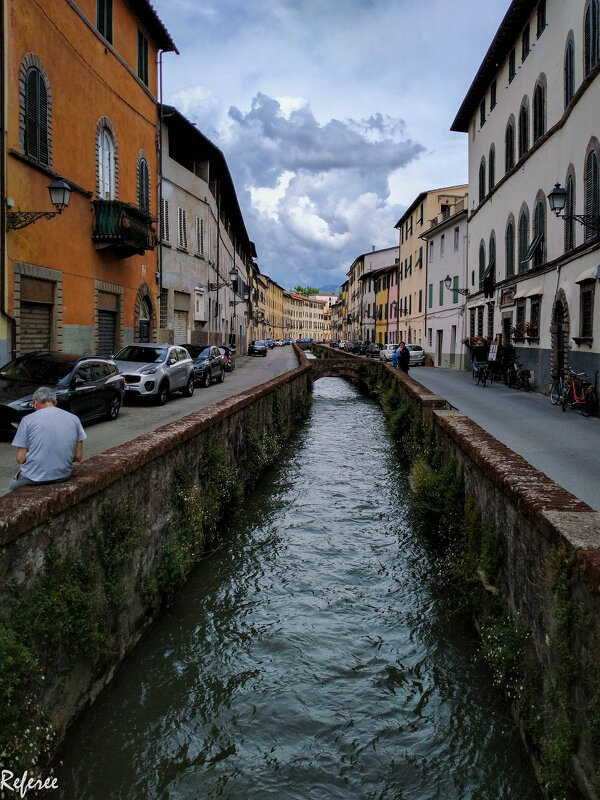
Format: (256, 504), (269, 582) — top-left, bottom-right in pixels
(394, 186), (468, 227)
(419, 208), (469, 240)
(128, 0), (178, 53)
(451, 0), (535, 132)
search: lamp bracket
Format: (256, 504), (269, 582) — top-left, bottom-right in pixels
(7, 210), (62, 231)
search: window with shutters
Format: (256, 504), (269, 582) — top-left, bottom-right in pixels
(24, 67), (49, 165)
(490, 80), (497, 110)
(137, 29), (149, 85)
(160, 197), (170, 242)
(505, 121), (515, 172)
(585, 0), (599, 75)
(479, 99), (486, 128)
(564, 174), (575, 252)
(537, 1), (546, 37)
(584, 150), (599, 242)
(479, 159), (486, 203)
(196, 216), (204, 254)
(98, 126), (116, 199)
(489, 145), (495, 191)
(509, 48), (516, 82)
(533, 199), (545, 267)
(518, 103), (529, 158)
(580, 283), (595, 338)
(564, 37), (575, 107)
(505, 219), (515, 278)
(97, 0), (113, 43)
(478, 241), (486, 287)
(519, 210), (529, 272)
(137, 156), (150, 213)
(533, 82), (545, 142)
(177, 207), (188, 249)
(522, 23), (530, 61)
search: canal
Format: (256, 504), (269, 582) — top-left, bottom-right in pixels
(54, 377), (541, 799)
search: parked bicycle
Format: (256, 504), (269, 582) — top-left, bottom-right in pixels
(549, 374), (565, 405)
(561, 369), (598, 416)
(504, 360), (530, 391)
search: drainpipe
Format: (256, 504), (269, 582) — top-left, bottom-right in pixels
(0, 0), (15, 360)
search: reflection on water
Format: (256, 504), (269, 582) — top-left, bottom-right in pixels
(54, 378), (541, 800)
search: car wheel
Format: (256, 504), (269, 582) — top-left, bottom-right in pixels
(217, 367), (225, 383)
(106, 393), (121, 421)
(201, 370), (211, 388)
(156, 381), (169, 405)
(182, 374), (195, 397)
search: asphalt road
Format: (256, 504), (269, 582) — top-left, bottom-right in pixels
(0, 346), (299, 496)
(409, 365), (600, 513)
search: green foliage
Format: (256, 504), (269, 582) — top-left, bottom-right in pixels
(11, 547), (105, 661)
(94, 501), (143, 606)
(408, 458), (463, 544)
(244, 429), (281, 489)
(291, 285), (319, 296)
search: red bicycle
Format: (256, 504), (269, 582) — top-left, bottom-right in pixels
(561, 369), (598, 416)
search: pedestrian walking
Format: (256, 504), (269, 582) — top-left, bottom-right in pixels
(398, 341), (410, 373)
(8, 386), (86, 493)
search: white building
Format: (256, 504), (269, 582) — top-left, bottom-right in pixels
(452, 0), (600, 388)
(420, 196), (470, 367)
(160, 106), (255, 353)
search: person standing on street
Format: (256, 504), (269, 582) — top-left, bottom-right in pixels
(8, 386), (86, 493)
(398, 341), (410, 374)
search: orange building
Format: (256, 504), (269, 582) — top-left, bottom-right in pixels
(1, 0), (176, 362)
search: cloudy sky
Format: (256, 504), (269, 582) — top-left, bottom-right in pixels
(152, 0), (509, 291)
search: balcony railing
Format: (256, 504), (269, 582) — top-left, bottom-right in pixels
(92, 200), (157, 257)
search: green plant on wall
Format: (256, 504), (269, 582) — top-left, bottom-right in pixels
(94, 500), (143, 606)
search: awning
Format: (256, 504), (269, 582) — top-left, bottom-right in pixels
(521, 231), (543, 265)
(512, 284), (543, 299)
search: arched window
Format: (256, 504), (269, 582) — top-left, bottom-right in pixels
(505, 121), (515, 172)
(479, 159), (486, 203)
(488, 145), (495, 191)
(138, 156), (150, 213)
(24, 66), (49, 165)
(518, 103), (529, 158)
(478, 240), (486, 287)
(518, 210), (529, 272)
(564, 37), (575, 107)
(97, 123), (116, 200)
(533, 82), (545, 142)
(505, 219), (515, 278)
(585, 150), (599, 242)
(533, 199), (545, 267)
(564, 174), (575, 252)
(585, 0), (599, 75)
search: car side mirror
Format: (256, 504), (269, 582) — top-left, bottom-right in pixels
(74, 377), (85, 386)
(168, 357), (176, 365)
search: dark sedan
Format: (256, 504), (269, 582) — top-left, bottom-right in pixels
(248, 340), (268, 357)
(0, 351), (125, 436)
(182, 345), (225, 388)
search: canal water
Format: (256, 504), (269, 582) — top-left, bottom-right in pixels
(54, 377), (541, 799)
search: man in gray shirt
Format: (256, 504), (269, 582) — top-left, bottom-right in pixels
(8, 386), (87, 493)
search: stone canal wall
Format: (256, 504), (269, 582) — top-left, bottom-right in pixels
(312, 344), (600, 799)
(0, 353), (312, 763)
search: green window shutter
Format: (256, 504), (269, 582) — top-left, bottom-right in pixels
(453, 276), (459, 304)
(439, 280), (444, 306)
(428, 283), (433, 308)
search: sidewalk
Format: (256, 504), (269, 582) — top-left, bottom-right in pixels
(410, 365), (600, 512)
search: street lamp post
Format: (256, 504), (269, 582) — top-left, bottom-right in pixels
(444, 274), (469, 296)
(547, 182), (600, 235)
(7, 178), (72, 230)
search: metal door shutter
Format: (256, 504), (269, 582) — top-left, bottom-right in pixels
(173, 310), (188, 343)
(98, 310), (117, 356)
(20, 302), (51, 352)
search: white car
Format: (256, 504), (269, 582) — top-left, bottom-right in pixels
(114, 343), (195, 405)
(406, 344), (425, 365)
(274, 339), (285, 347)
(379, 344), (397, 362)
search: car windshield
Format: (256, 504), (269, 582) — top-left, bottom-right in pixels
(196, 348), (211, 359)
(0, 355), (74, 383)
(115, 346), (166, 363)
(408, 345), (423, 351)
(255, 340), (266, 346)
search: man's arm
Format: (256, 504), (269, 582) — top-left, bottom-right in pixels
(15, 447), (27, 465)
(73, 440), (84, 463)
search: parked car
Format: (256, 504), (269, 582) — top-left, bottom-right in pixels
(406, 344), (425, 365)
(266, 338), (275, 349)
(0, 351), (125, 435)
(365, 343), (382, 358)
(114, 343), (195, 404)
(379, 344), (397, 362)
(248, 340), (268, 357)
(182, 345), (225, 387)
(274, 339), (285, 347)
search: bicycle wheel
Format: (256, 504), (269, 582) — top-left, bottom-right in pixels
(561, 386), (572, 412)
(550, 379), (561, 405)
(472, 369), (479, 384)
(583, 388), (597, 417)
(480, 367), (488, 387)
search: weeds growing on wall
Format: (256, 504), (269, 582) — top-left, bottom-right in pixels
(94, 501), (143, 606)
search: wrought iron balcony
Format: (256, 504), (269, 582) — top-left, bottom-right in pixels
(92, 199), (157, 257)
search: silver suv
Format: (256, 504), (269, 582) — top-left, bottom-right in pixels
(114, 343), (195, 404)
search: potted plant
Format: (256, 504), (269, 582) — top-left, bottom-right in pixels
(425, 353), (434, 366)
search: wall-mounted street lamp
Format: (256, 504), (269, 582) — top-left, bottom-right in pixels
(444, 274), (470, 296)
(7, 178), (71, 230)
(547, 182), (600, 235)
(209, 267), (241, 292)
(230, 291), (249, 307)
